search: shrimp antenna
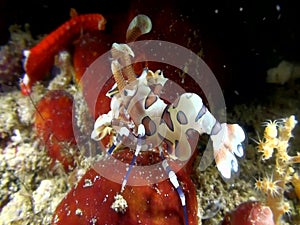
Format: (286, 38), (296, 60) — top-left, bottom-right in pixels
(126, 14), (152, 43)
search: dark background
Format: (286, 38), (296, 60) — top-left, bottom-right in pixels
(1, 0), (299, 102)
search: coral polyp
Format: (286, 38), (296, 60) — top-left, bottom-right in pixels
(263, 119), (280, 140)
(255, 176), (281, 197)
(254, 115), (300, 224)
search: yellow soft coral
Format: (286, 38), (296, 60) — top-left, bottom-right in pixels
(255, 115), (299, 225)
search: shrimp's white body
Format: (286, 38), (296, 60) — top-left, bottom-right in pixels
(91, 15), (245, 225)
(91, 43), (245, 180)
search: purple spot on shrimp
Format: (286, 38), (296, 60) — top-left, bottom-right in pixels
(195, 104), (206, 122)
(142, 116), (157, 136)
(177, 111), (188, 125)
(210, 121), (221, 135)
(161, 106), (174, 132)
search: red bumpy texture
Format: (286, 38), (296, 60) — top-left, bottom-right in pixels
(21, 13), (106, 95)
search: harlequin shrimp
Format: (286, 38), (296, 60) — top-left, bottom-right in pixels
(91, 15), (245, 225)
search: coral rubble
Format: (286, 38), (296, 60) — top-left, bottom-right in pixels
(0, 24), (35, 89)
